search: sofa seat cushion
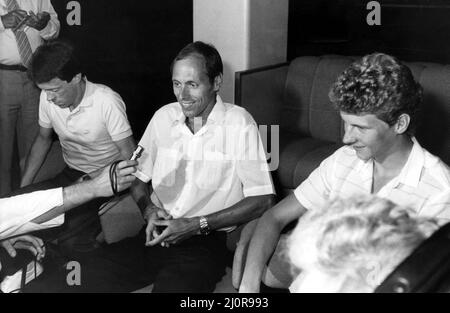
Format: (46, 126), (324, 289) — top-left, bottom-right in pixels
(276, 132), (341, 189)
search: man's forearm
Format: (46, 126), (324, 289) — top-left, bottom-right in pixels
(29, 160), (137, 225)
(30, 180), (96, 224)
(239, 193), (307, 292)
(206, 194), (275, 231)
(240, 212), (284, 291)
(21, 136), (52, 186)
(130, 179), (152, 214)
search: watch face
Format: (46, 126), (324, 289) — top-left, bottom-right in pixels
(200, 217), (210, 235)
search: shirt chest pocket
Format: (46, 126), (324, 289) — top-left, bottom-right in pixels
(152, 148), (183, 187)
(195, 151), (233, 191)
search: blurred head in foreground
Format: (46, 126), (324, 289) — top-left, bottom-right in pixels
(287, 195), (439, 293)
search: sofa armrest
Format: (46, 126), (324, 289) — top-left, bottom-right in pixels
(235, 63), (288, 126)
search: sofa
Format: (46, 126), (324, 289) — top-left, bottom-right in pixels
(235, 55), (450, 196)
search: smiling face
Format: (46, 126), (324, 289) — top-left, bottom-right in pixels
(37, 76), (80, 109)
(340, 112), (399, 162)
(171, 55), (220, 121)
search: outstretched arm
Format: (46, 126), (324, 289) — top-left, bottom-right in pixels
(238, 193), (306, 293)
(31, 160), (137, 224)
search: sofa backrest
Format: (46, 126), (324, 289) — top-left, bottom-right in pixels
(281, 55), (450, 165)
(407, 62), (450, 165)
(281, 56), (353, 143)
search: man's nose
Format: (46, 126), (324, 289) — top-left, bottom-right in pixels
(342, 126), (355, 145)
(46, 91), (56, 102)
(180, 85), (189, 99)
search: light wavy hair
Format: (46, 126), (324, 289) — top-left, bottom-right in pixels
(287, 195), (439, 292)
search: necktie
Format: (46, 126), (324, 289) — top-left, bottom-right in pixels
(5, 0), (33, 67)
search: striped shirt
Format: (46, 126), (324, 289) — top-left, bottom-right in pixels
(294, 138), (450, 219)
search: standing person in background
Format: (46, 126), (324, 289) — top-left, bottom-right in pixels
(0, 0), (60, 196)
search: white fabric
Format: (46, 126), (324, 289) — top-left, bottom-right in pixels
(0, 188), (64, 240)
(0, 0), (60, 65)
(295, 138), (450, 220)
(289, 270), (346, 293)
(39, 79), (133, 173)
(136, 95), (275, 222)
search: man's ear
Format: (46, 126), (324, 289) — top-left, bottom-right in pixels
(394, 114), (410, 134)
(70, 73), (82, 84)
(213, 74), (222, 92)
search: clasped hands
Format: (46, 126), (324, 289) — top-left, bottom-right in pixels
(1, 10), (50, 31)
(143, 206), (199, 248)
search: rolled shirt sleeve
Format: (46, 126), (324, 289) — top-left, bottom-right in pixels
(37, 0), (60, 40)
(0, 188), (64, 240)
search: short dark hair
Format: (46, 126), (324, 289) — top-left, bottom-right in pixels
(329, 53), (423, 135)
(171, 41), (223, 84)
(29, 40), (83, 84)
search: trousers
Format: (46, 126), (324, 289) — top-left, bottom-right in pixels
(25, 228), (231, 293)
(0, 68), (40, 196)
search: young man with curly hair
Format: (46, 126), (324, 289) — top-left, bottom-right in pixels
(236, 53), (450, 293)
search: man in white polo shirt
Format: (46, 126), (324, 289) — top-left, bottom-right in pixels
(16, 41), (136, 250)
(237, 53), (450, 293)
(25, 41), (275, 293)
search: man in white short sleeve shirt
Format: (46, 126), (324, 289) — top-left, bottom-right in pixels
(237, 53), (450, 293)
(27, 41), (275, 293)
(16, 41), (136, 250)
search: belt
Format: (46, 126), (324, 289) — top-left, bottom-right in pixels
(0, 63), (27, 72)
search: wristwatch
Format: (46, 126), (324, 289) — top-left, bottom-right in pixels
(199, 216), (211, 236)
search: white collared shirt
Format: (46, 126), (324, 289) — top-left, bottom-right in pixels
(0, 188), (64, 240)
(295, 138), (450, 219)
(39, 79), (133, 173)
(0, 0), (60, 65)
(136, 96), (275, 221)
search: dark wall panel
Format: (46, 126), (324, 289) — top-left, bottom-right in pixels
(52, 0), (193, 137)
(288, 0), (450, 65)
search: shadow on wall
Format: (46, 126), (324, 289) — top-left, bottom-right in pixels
(219, 60), (235, 103)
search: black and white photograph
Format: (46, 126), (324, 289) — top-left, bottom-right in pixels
(0, 0), (449, 300)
